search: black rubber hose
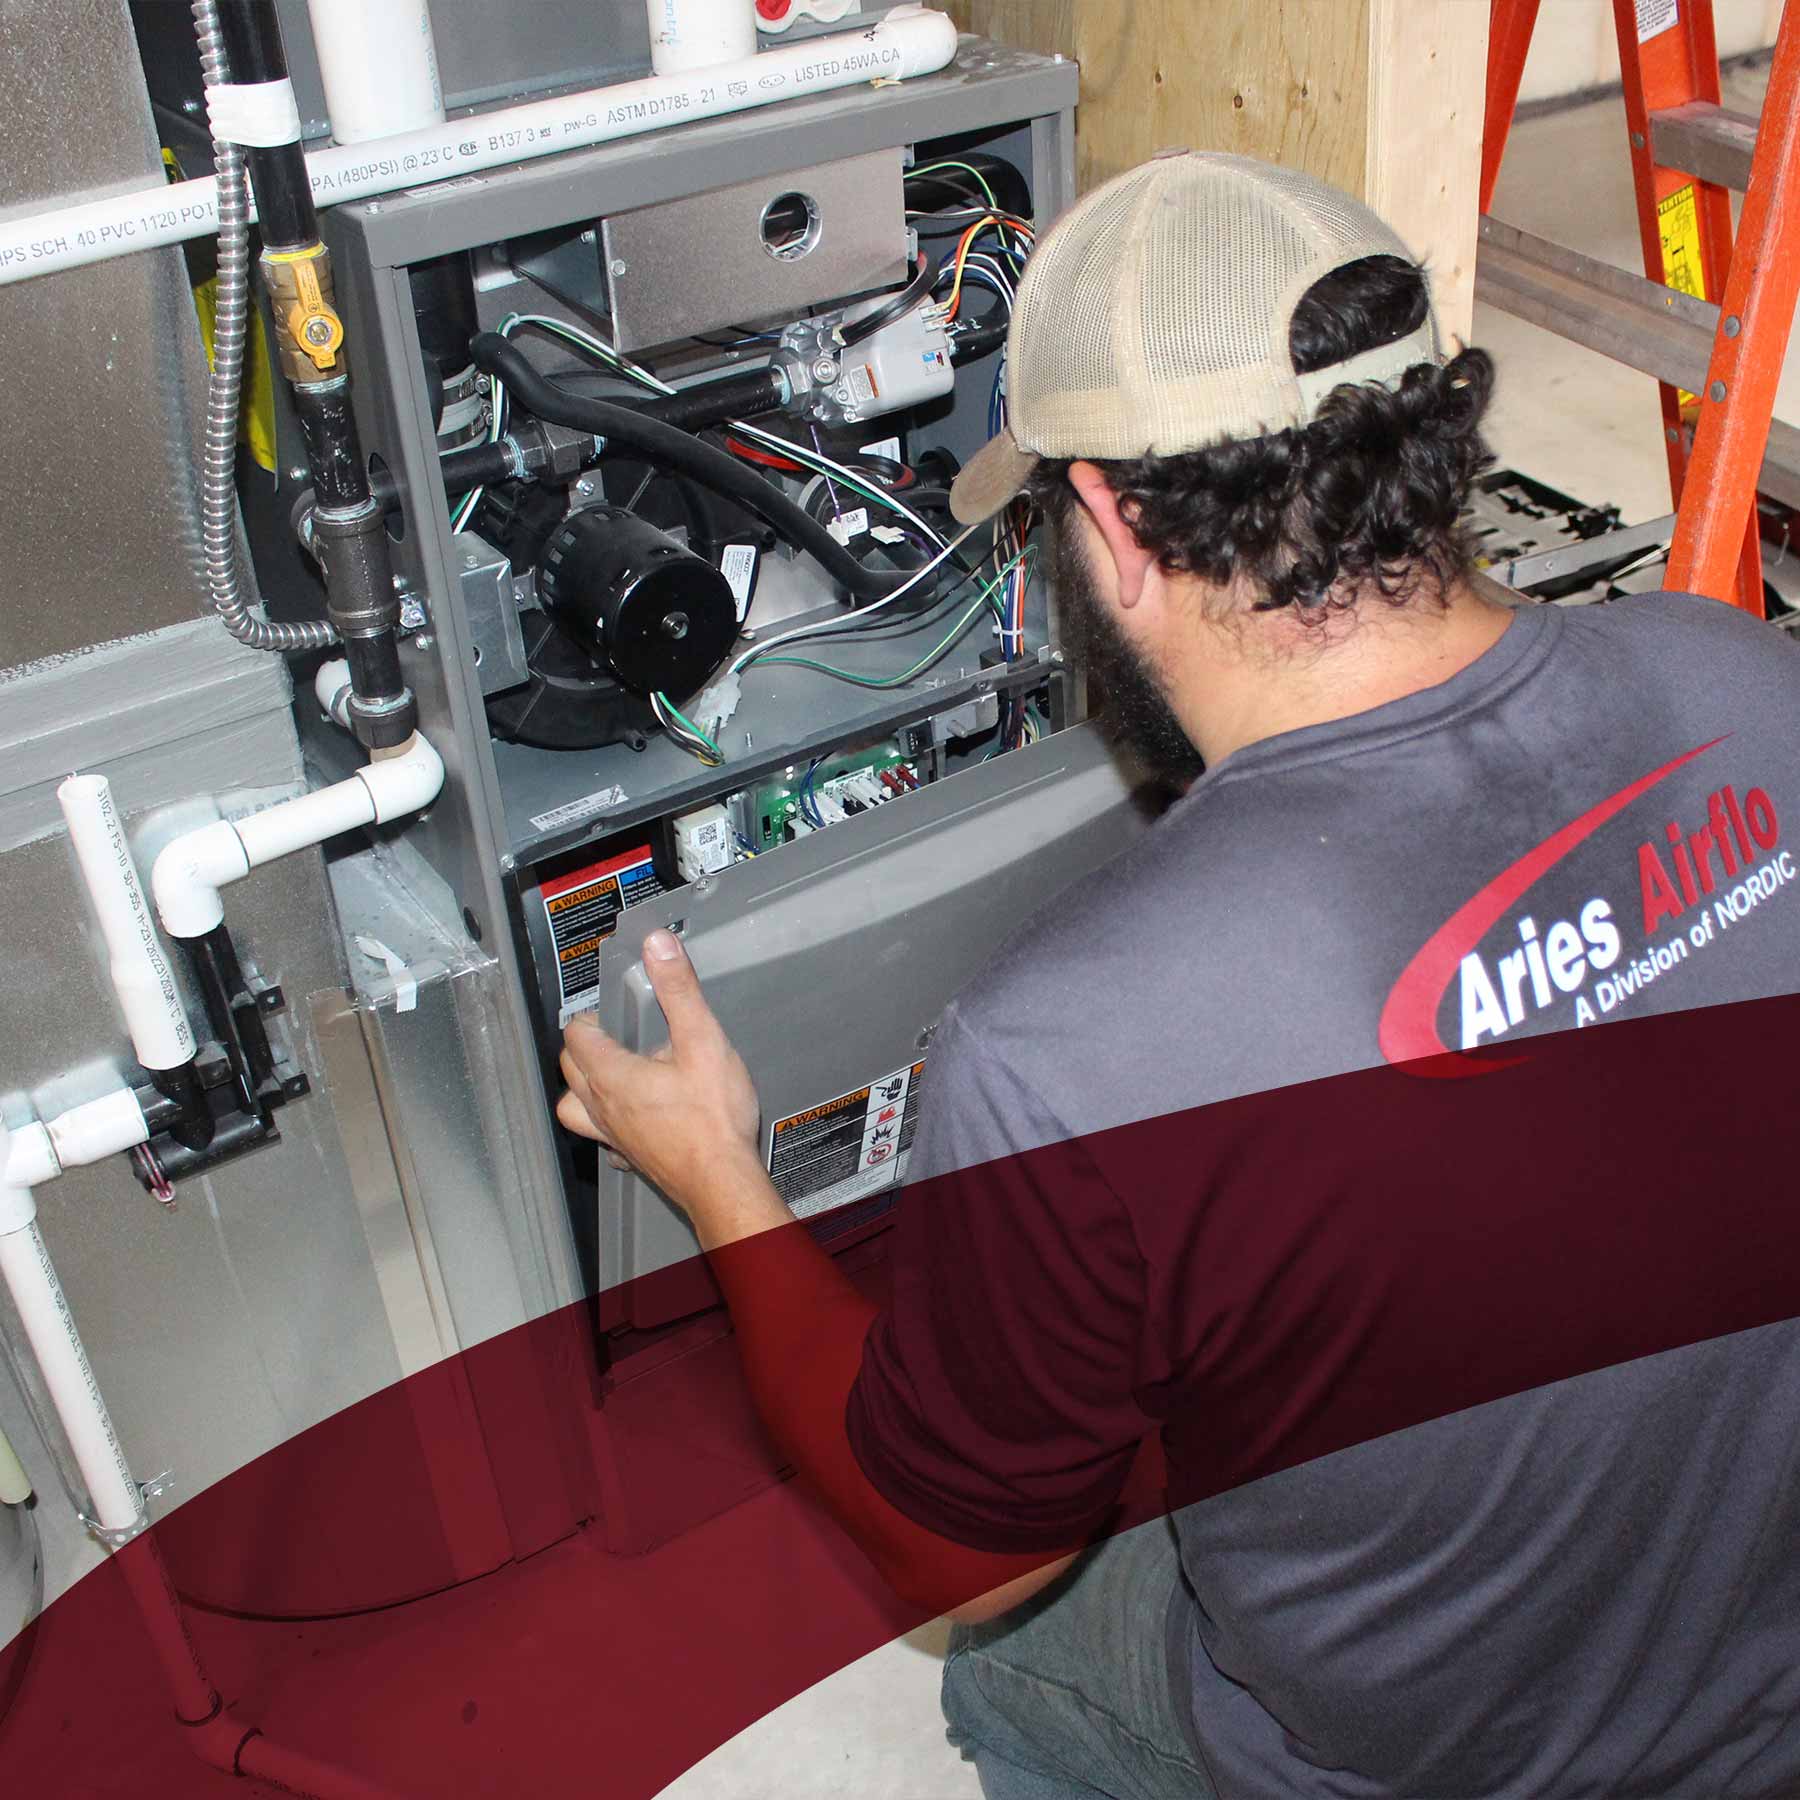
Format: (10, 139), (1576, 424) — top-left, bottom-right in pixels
(951, 319), (1009, 365)
(640, 365), (789, 432)
(471, 333), (907, 602)
(366, 370), (784, 512)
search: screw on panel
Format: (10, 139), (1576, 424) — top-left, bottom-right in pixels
(1724, 315), (1742, 337)
(1631, 131), (1646, 149)
(610, 259), (629, 277)
(1710, 379), (1727, 401)
(464, 551), (480, 567)
(500, 853), (516, 872)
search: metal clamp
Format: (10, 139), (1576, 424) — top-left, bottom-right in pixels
(79, 1471), (172, 1547)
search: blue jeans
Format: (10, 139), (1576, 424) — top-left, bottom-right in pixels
(941, 1517), (1219, 1800)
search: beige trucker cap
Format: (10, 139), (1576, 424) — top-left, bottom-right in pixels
(949, 149), (1442, 524)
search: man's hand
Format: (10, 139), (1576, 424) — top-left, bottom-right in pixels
(559, 929), (774, 1236)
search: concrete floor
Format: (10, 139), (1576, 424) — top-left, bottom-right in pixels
(657, 67), (1792, 1800)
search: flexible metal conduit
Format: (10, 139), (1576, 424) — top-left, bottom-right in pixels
(0, 7), (959, 287)
(192, 0), (337, 654)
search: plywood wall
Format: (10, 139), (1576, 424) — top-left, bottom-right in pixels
(944, 0), (1487, 340)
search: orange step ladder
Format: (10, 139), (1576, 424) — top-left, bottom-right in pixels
(1480, 0), (1800, 616)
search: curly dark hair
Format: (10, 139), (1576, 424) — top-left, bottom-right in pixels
(1029, 255), (1495, 617)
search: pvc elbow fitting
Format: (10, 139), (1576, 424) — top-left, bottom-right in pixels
(357, 732), (445, 821)
(152, 819), (250, 940)
(0, 1121), (52, 1234)
(314, 657), (354, 730)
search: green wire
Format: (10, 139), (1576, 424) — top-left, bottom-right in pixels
(909, 158), (1000, 210)
(655, 692), (723, 758)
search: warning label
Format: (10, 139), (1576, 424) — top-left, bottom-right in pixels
(768, 1059), (925, 1219)
(1635, 0), (1678, 43)
(541, 846), (662, 1025)
(1657, 182), (1705, 406)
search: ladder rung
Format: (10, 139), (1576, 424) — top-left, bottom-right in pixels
(1649, 101), (1760, 189)
(1476, 216), (1800, 510)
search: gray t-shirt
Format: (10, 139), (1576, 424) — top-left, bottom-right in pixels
(849, 593), (1800, 1797)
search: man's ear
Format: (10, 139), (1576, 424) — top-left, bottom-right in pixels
(1067, 462), (1158, 609)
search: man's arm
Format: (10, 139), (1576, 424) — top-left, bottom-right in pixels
(558, 928), (1076, 1621)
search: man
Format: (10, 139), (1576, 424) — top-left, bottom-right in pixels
(560, 153), (1800, 1798)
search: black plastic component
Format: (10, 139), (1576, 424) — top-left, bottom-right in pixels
(149, 1061), (215, 1151)
(409, 251), (480, 382)
(538, 506), (737, 696)
(187, 924), (273, 1116)
(140, 1105), (281, 1186)
(476, 480), (577, 575)
(127, 945), (307, 1193)
(485, 610), (660, 752)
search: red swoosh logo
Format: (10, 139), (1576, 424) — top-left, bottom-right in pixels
(1377, 737), (1727, 1074)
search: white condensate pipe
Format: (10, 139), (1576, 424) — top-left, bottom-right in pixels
(0, 6), (958, 286)
(152, 724), (444, 939)
(0, 1110), (407, 1797)
(57, 778), (198, 1075)
(647, 0), (758, 76)
(306, 0), (445, 144)
(0, 1421), (28, 1507)
(0, 1118), (150, 1538)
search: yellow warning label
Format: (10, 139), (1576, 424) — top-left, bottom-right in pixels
(1657, 183), (1705, 407)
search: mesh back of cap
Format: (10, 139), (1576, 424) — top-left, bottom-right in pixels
(1010, 152), (1427, 460)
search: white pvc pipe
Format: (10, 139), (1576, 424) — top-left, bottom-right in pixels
(57, 777), (197, 1074)
(306, 0), (445, 145)
(45, 1091), (150, 1171)
(0, 7), (958, 286)
(0, 1421), (29, 1507)
(647, 0), (758, 76)
(0, 1123), (142, 1538)
(153, 732), (445, 939)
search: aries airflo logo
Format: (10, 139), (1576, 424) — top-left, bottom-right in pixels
(1378, 737), (1797, 1070)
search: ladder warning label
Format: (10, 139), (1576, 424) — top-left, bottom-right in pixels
(1635, 0), (1679, 42)
(541, 846), (662, 1026)
(1658, 182), (1705, 405)
(768, 1059), (925, 1218)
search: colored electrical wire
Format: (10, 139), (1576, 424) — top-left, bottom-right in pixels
(908, 158), (1000, 209)
(727, 520), (983, 677)
(753, 549), (1031, 690)
(652, 690), (724, 765)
